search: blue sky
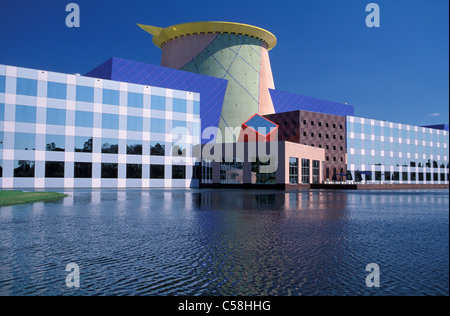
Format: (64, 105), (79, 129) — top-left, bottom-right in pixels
(0, 0), (448, 126)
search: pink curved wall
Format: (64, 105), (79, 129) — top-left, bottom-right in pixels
(258, 48), (275, 115)
(161, 33), (218, 69)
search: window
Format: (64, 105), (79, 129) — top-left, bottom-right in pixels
(172, 165), (186, 179)
(333, 135), (336, 139)
(393, 172), (400, 181)
(15, 105), (36, 123)
(101, 163), (118, 178)
(312, 160), (320, 184)
(303, 132), (307, 137)
(127, 116), (143, 131)
(303, 120), (307, 125)
(0, 75), (5, 93)
(419, 172), (424, 181)
(311, 132), (314, 137)
(172, 120), (187, 131)
(433, 173), (438, 181)
(102, 113), (119, 130)
(311, 121), (314, 126)
(47, 108), (66, 126)
(410, 172), (417, 181)
(318, 122), (322, 127)
(14, 160), (35, 177)
(103, 89), (120, 106)
(45, 161), (65, 178)
(220, 158), (243, 184)
(251, 158), (276, 184)
(172, 143), (187, 157)
(150, 141), (165, 156)
(74, 137), (93, 153)
(385, 171), (391, 181)
(201, 160), (213, 184)
(193, 100), (200, 115)
(128, 92), (143, 108)
(127, 164), (142, 179)
(150, 165), (165, 179)
(126, 140), (142, 155)
(74, 162), (92, 178)
(0, 103), (4, 121)
(441, 173), (446, 181)
(301, 159), (310, 184)
(151, 118), (165, 134)
(16, 78), (37, 96)
(289, 157), (298, 184)
(47, 82), (67, 99)
(402, 172), (408, 182)
(426, 172), (431, 181)
(173, 98), (187, 113)
(375, 171), (382, 181)
(46, 134), (65, 152)
(151, 95), (166, 111)
(76, 85), (94, 102)
(75, 111), (94, 128)
(14, 132), (35, 151)
(102, 138), (119, 154)
(333, 124), (336, 128)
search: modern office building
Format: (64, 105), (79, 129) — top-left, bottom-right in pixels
(264, 110), (347, 181)
(199, 141), (325, 188)
(0, 21), (448, 189)
(346, 116), (449, 184)
(0, 64), (200, 189)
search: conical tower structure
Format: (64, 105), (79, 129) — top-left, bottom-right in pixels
(139, 21), (277, 141)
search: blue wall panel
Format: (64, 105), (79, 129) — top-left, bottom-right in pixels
(86, 57), (228, 142)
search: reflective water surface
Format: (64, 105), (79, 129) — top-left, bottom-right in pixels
(0, 189), (448, 296)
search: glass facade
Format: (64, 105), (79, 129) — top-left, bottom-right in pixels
(220, 158), (244, 184)
(0, 64), (201, 189)
(346, 116), (449, 183)
(301, 159), (310, 184)
(289, 157), (298, 184)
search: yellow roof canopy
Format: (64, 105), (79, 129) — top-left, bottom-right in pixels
(137, 21), (277, 51)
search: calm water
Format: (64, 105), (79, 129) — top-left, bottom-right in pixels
(0, 189), (448, 296)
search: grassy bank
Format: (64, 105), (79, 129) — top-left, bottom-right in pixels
(0, 190), (68, 207)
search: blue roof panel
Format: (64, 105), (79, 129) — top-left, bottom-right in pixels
(269, 89), (354, 116)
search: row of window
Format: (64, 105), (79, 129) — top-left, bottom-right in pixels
(349, 170), (449, 182)
(302, 132), (344, 141)
(348, 156), (449, 169)
(348, 123), (448, 142)
(7, 135), (180, 156)
(2, 77), (199, 113)
(0, 161), (186, 179)
(348, 139), (448, 152)
(289, 158), (320, 184)
(301, 120), (343, 130)
(3, 104), (189, 132)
